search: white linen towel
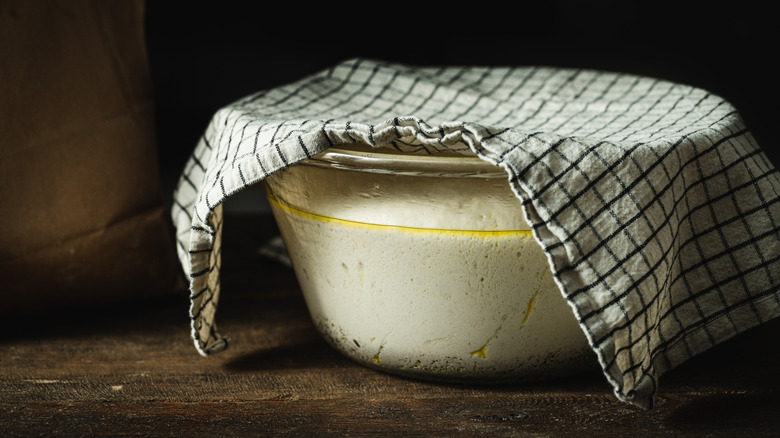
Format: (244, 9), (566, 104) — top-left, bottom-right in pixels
(172, 58), (780, 409)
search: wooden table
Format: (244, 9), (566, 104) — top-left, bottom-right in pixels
(2, 214), (778, 437)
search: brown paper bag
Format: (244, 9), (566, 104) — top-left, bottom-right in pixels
(0, 0), (181, 315)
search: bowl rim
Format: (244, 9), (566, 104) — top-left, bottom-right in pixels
(301, 143), (507, 178)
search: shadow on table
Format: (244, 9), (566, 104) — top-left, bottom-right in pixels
(664, 392), (779, 433)
(222, 338), (348, 372)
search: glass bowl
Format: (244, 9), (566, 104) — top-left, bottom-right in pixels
(263, 143), (594, 382)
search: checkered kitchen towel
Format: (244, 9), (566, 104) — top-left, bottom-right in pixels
(172, 58), (780, 409)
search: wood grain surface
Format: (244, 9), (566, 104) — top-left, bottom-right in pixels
(2, 214), (778, 437)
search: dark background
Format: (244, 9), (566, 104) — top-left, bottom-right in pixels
(144, 2), (777, 212)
